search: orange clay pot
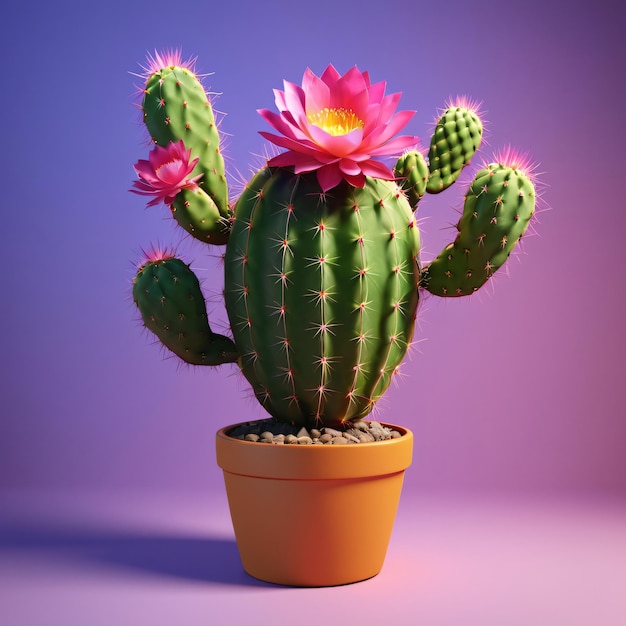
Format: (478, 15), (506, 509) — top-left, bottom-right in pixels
(216, 421), (413, 587)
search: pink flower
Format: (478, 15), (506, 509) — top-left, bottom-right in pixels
(258, 65), (419, 191)
(131, 140), (203, 207)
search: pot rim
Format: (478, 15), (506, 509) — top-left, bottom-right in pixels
(216, 420), (413, 480)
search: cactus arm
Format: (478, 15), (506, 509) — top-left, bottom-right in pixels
(133, 255), (239, 365)
(141, 61), (232, 243)
(420, 162), (536, 297)
(394, 101), (483, 210)
(394, 150), (429, 210)
(169, 188), (231, 246)
(426, 101), (483, 194)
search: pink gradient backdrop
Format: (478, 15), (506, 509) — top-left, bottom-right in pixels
(2, 0), (624, 497)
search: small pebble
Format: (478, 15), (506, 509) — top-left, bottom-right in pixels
(331, 436), (347, 445)
(245, 433), (260, 442)
(324, 427), (343, 438)
(342, 433), (360, 443)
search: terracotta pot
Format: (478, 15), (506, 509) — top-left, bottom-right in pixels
(216, 421), (413, 587)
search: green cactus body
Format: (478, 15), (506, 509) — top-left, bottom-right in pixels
(142, 64), (231, 239)
(133, 256), (238, 365)
(421, 163), (536, 296)
(427, 104), (483, 193)
(394, 150), (429, 209)
(223, 168), (421, 426)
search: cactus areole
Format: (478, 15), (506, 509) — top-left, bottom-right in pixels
(131, 50), (537, 429)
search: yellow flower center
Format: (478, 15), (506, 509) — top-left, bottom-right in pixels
(307, 107), (364, 136)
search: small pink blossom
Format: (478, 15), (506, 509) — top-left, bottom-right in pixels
(131, 140), (203, 207)
(258, 65), (420, 191)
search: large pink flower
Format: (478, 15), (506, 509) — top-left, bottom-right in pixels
(258, 65), (419, 191)
(131, 140), (203, 207)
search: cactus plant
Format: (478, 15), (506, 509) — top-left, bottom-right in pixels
(130, 50), (537, 428)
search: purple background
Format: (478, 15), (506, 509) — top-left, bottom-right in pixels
(2, 3), (626, 624)
(2, 0), (625, 498)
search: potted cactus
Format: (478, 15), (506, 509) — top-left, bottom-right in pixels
(129, 50), (537, 586)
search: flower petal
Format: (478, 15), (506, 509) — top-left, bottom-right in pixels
(259, 131), (321, 155)
(377, 92), (402, 123)
(316, 164), (344, 192)
(273, 88), (287, 112)
(306, 124), (364, 157)
(294, 158), (337, 174)
(363, 111), (417, 149)
(367, 133), (420, 157)
(338, 159), (362, 176)
(330, 67), (369, 117)
(363, 92), (401, 134)
(342, 172), (366, 188)
(303, 68), (331, 115)
(258, 109), (309, 142)
(268, 150), (328, 170)
(358, 159), (395, 179)
(282, 80), (308, 128)
(320, 64), (342, 87)
(367, 79), (386, 105)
